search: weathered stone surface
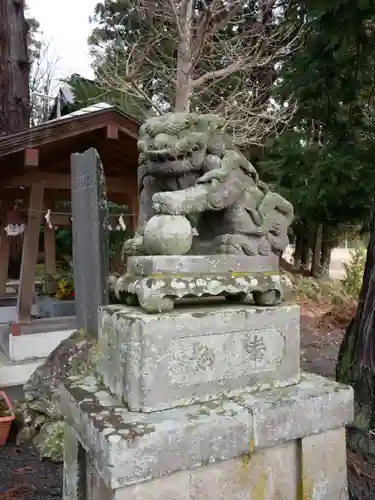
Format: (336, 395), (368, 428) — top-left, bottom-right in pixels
(71, 148), (109, 338)
(124, 112), (294, 257)
(63, 423), (80, 500)
(143, 215), (193, 255)
(115, 442), (299, 500)
(116, 254), (288, 312)
(236, 374), (354, 450)
(33, 420), (64, 462)
(16, 329), (97, 461)
(63, 423), (88, 500)
(60, 374), (251, 489)
(67, 429), (349, 500)
(60, 372), (353, 491)
(126, 254), (279, 276)
(301, 427), (348, 499)
(98, 304), (300, 412)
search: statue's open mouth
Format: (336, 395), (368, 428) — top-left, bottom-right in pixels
(140, 158), (201, 179)
(143, 149), (184, 162)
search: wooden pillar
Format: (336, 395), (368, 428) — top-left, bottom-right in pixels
(0, 230), (11, 297)
(17, 182), (44, 321)
(44, 225), (56, 275)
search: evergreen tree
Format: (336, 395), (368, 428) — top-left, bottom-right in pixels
(261, 0), (375, 274)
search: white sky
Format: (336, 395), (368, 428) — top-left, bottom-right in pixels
(27, 0), (98, 84)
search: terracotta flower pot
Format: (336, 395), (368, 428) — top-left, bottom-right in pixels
(0, 391), (15, 445)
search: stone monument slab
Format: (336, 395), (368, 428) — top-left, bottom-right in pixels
(98, 304), (300, 412)
(71, 148), (109, 338)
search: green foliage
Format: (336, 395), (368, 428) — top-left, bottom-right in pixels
(64, 74), (145, 120)
(287, 272), (346, 304)
(261, 0), (375, 237)
(341, 246), (366, 298)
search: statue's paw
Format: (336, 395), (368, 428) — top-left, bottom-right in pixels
(270, 220), (282, 236)
(197, 170), (221, 187)
(152, 192), (183, 215)
(123, 235), (146, 255)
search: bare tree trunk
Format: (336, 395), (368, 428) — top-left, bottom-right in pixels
(174, 0), (193, 112)
(320, 225), (335, 278)
(0, 0), (30, 134)
(294, 236), (303, 267)
(311, 224), (323, 277)
(337, 217), (375, 431)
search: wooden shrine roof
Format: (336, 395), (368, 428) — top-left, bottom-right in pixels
(0, 103), (140, 184)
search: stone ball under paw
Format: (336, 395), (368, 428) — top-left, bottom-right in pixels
(143, 215), (193, 255)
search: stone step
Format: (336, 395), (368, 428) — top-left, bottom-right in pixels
(61, 372), (353, 499)
(0, 349), (43, 388)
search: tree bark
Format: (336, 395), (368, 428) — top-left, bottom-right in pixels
(336, 216), (375, 429)
(320, 240), (332, 278)
(0, 0), (30, 134)
(311, 224), (323, 277)
(320, 225), (336, 278)
(294, 235), (303, 267)
(301, 240), (311, 271)
(293, 222), (310, 271)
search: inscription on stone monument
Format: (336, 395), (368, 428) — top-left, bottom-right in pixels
(168, 328), (286, 386)
(189, 343), (216, 372)
(243, 334), (267, 363)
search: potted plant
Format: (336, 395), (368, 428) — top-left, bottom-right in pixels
(0, 391), (15, 445)
(55, 273), (74, 300)
(41, 273), (59, 296)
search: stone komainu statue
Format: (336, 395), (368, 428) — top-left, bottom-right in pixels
(125, 112), (294, 256)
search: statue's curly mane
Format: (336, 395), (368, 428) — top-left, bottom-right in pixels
(137, 113), (229, 163)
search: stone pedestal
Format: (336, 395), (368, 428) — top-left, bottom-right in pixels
(98, 304), (300, 412)
(61, 301), (353, 499)
(61, 373), (352, 500)
(115, 255), (287, 312)
(35, 295), (76, 318)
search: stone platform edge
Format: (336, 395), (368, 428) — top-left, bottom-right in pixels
(60, 372), (353, 490)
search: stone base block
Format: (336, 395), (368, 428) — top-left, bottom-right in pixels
(61, 373), (353, 499)
(35, 296), (76, 318)
(115, 254), (286, 313)
(126, 254), (279, 275)
(98, 303), (300, 412)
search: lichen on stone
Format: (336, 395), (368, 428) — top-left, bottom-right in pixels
(16, 329), (98, 461)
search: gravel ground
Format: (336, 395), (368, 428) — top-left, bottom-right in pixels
(0, 387), (62, 500)
(0, 440), (62, 499)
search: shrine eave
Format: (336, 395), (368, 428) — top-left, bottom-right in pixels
(0, 103), (141, 182)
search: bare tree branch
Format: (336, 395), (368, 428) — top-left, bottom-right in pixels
(90, 0), (304, 146)
(29, 39), (60, 125)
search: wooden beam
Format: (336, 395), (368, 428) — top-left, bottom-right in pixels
(49, 213), (71, 227)
(24, 148), (39, 167)
(17, 182), (44, 321)
(44, 225), (56, 275)
(48, 212), (129, 227)
(0, 231), (11, 296)
(7, 171), (134, 195)
(106, 125), (119, 139)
